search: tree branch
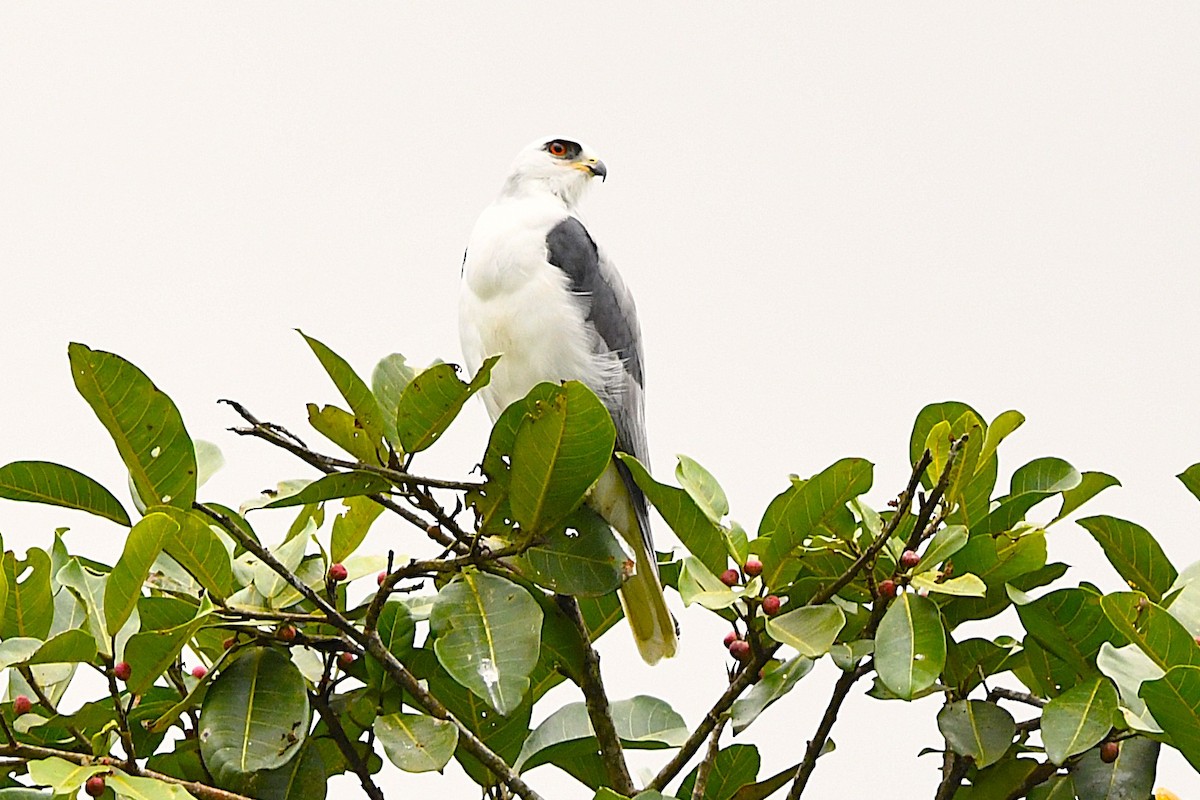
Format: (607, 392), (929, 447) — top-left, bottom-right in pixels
(691, 714), (728, 800)
(310, 691), (385, 800)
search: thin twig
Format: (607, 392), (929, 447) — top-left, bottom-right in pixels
(16, 667), (91, 751)
(934, 749), (971, 800)
(310, 691), (385, 800)
(988, 686), (1047, 708)
(555, 595), (635, 796)
(691, 715), (729, 800)
(784, 662), (872, 800)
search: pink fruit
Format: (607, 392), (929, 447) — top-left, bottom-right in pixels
(762, 595), (782, 616)
(377, 570), (388, 587)
(190, 665), (208, 679)
(729, 640), (752, 661)
(278, 624), (297, 643)
(85, 776), (107, 797)
(743, 559), (763, 577)
(13, 695), (32, 715)
(338, 651), (355, 668)
(878, 579), (897, 599)
(113, 662), (132, 682)
(719, 569), (740, 587)
(328, 563), (348, 582)
(1100, 741), (1119, 763)
(900, 550), (921, 569)
(723, 631), (739, 649)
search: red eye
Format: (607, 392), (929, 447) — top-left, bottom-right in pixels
(548, 142), (567, 157)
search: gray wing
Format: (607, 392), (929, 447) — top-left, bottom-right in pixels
(545, 217), (654, 558)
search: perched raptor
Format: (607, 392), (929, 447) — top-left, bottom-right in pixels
(458, 137), (677, 664)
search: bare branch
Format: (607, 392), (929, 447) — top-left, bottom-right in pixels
(691, 715), (729, 800)
(311, 691), (385, 800)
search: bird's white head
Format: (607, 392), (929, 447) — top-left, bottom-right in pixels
(500, 137), (607, 207)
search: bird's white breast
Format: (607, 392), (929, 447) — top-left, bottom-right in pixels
(459, 195), (605, 420)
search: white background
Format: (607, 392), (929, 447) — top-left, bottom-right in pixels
(1, 3), (1198, 797)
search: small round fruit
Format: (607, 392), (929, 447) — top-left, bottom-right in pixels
(328, 563), (348, 582)
(723, 631), (739, 649)
(743, 559), (763, 577)
(85, 776), (107, 797)
(377, 570), (388, 587)
(719, 569), (740, 587)
(13, 695), (32, 715)
(1100, 741), (1119, 763)
(190, 665), (208, 679)
(878, 579), (898, 599)
(729, 640), (752, 661)
(278, 624), (298, 643)
(338, 651), (355, 668)
(900, 550), (921, 569)
(762, 595), (782, 616)
(113, 661), (132, 682)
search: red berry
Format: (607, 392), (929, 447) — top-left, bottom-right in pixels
(338, 651), (355, 668)
(723, 631), (739, 649)
(13, 695), (32, 715)
(328, 563), (348, 582)
(728, 640), (752, 661)
(878, 579), (897, 599)
(113, 662), (132, 682)
(743, 559), (763, 577)
(190, 665), (208, 679)
(1100, 741), (1119, 763)
(762, 595), (782, 616)
(900, 550), (921, 569)
(278, 624), (298, 643)
(719, 569), (740, 587)
(377, 570), (388, 587)
(85, 775), (107, 797)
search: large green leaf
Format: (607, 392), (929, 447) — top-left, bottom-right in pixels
(0, 461), (131, 526)
(619, 455), (728, 578)
(909, 402), (981, 485)
(974, 457), (1081, 536)
(306, 403), (379, 463)
(943, 637), (1020, 696)
(430, 570), (542, 716)
(519, 507), (627, 597)
(730, 655), (815, 734)
(975, 410), (1024, 473)
(105, 512), (175, 636)
(372, 353), (417, 448)
(330, 496), (384, 565)
(154, 506), (236, 600)
(394, 356), (499, 454)
(509, 382), (615, 537)
(1052, 472), (1120, 524)
(299, 331), (387, 460)
(1040, 676), (1119, 765)
(262, 471), (392, 509)
(367, 601), (416, 694)
(125, 596), (215, 696)
(376, 713), (459, 773)
(1140, 665), (1200, 771)
(26, 758), (107, 793)
(1014, 587), (1121, 684)
(230, 741), (326, 800)
(675, 455), (730, 524)
(1, 548), (53, 641)
(68, 343), (197, 510)
(1100, 592), (1200, 671)
(759, 458), (874, 588)
(765, 605), (846, 658)
(1077, 516), (1177, 603)
(875, 593), (947, 700)
(937, 700), (1015, 768)
(1070, 735), (1158, 800)
(200, 647), (310, 778)
(678, 744), (759, 800)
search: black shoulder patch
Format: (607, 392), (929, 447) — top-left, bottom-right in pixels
(545, 218), (644, 386)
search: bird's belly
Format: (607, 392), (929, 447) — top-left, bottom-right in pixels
(459, 271), (601, 420)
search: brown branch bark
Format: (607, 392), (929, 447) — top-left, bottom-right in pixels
(691, 714), (728, 800)
(310, 691), (385, 800)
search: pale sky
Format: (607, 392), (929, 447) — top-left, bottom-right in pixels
(2, 3), (1198, 797)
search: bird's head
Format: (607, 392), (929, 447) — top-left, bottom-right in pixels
(500, 137), (607, 206)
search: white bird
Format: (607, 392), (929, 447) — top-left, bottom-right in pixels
(459, 137), (677, 664)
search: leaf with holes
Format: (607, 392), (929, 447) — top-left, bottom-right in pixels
(519, 507), (627, 597)
(430, 570), (542, 715)
(395, 356), (499, 454)
(200, 647), (310, 778)
(372, 353), (417, 448)
(68, 343), (197, 510)
(0, 460), (130, 526)
(376, 713), (459, 773)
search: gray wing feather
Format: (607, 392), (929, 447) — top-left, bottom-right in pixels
(545, 217), (654, 560)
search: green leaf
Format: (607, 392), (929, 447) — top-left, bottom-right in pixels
(306, 403), (380, 463)
(975, 457), (1082, 536)
(153, 507), (236, 600)
(509, 382), (615, 536)
(262, 471), (392, 509)
(1, 548), (54, 640)
(299, 330), (387, 460)
(1096, 642), (1164, 733)
(26, 757), (107, 793)
(25, 629), (98, 665)
(921, 525), (968, 569)
(430, 570), (542, 716)
(68, 343), (197, 510)
(943, 636), (1021, 696)
(55, 557), (111, 656)
(937, 700), (1015, 768)
(516, 695), (687, 772)
(394, 356), (499, 453)
(0, 461), (131, 526)
(106, 771), (197, 799)
(252, 523), (312, 601)
(105, 512), (175, 636)
(330, 496), (384, 564)
(911, 572), (986, 597)
(730, 655), (815, 734)
(367, 601), (417, 693)
(232, 740), (326, 800)
(1077, 516), (1177, 602)
(619, 454), (728, 578)
(976, 410), (1025, 473)
(678, 556), (738, 610)
(675, 455), (730, 524)
(200, 647), (310, 777)
(765, 605), (846, 657)
(519, 507), (627, 597)
(0, 638), (43, 670)
(372, 353), (417, 448)
(1053, 472), (1120, 524)
(875, 593), (947, 700)
(678, 744), (759, 800)
(1041, 676), (1119, 765)
(1100, 592), (1200, 671)
(1015, 587), (1122, 685)
(376, 713), (459, 773)
(1178, 463), (1200, 504)
(760, 458), (874, 587)
(910, 402), (982, 485)
(1140, 665), (1200, 771)
(1071, 735), (1158, 800)
(125, 595), (215, 696)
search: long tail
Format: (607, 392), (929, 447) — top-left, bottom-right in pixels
(589, 461), (678, 664)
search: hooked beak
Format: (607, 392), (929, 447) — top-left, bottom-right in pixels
(585, 159), (607, 181)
